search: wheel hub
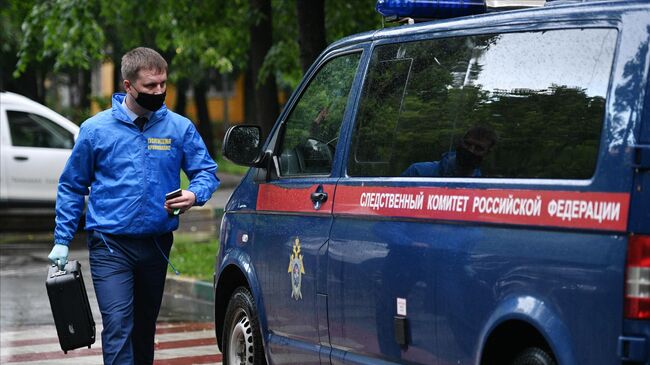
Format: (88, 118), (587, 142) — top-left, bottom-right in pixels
(228, 313), (254, 365)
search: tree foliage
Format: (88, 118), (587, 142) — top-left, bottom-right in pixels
(14, 0), (104, 77)
(264, 0), (382, 91)
(13, 0), (253, 82)
(7, 0), (383, 133)
(1, 1), (48, 100)
(10, 0), (382, 95)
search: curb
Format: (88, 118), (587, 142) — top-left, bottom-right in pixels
(216, 172), (244, 189)
(165, 274), (214, 302)
(36, 246), (216, 305)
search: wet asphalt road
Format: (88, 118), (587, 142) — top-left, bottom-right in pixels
(0, 242), (223, 364)
(0, 243), (63, 328)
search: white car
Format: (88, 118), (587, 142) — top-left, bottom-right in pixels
(0, 91), (79, 207)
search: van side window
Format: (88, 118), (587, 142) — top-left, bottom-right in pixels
(7, 111), (75, 149)
(348, 28), (617, 179)
(278, 53), (361, 176)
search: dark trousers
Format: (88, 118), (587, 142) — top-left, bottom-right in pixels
(87, 230), (173, 365)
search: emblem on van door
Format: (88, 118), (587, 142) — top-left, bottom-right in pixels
(288, 238), (305, 300)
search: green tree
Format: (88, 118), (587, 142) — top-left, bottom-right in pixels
(250, 0), (279, 137)
(148, 0), (249, 155)
(14, 0), (104, 78)
(12, 0), (251, 156)
(296, 0), (326, 74)
(1, 0), (54, 102)
(9, 0), (383, 149)
(263, 0), (381, 92)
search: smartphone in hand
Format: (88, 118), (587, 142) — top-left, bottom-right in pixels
(165, 188), (182, 200)
(165, 189), (182, 215)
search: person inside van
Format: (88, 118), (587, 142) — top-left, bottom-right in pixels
(401, 125), (497, 177)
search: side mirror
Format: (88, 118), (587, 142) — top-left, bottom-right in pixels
(222, 125), (264, 166)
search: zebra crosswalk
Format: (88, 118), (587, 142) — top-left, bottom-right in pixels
(0, 322), (222, 364)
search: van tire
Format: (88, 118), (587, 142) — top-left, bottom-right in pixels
(511, 347), (556, 365)
(223, 287), (266, 365)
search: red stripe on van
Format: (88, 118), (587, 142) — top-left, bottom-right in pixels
(257, 184), (335, 214)
(333, 186), (629, 231)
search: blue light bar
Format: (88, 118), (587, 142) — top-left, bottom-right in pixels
(376, 0), (486, 20)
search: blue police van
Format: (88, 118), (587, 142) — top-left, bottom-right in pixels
(214, 1), (650, 364)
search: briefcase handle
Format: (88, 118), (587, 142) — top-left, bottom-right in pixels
(48, 260), (79, 278)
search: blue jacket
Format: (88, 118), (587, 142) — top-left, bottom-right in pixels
(401, 152), (480, 177)
(54, 93), (219, 245)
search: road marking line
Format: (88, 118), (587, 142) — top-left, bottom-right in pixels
(0, 322), (220, 364)
(154, 354), (223, 364)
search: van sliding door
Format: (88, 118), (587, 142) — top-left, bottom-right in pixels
(328, 26), (627, 365)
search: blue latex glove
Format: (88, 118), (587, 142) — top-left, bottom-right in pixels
(48, 244), (69, 270)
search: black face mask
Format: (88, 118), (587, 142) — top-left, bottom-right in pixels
(456, 145), (483, 170)
(133, 89), (166, 112)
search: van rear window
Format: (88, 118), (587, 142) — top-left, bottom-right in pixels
(348, 28), (617, 179)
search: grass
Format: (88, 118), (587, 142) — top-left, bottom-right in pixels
(0, 231), (219, 282)
(216, 155), (249, 175)
(179, 155), (247, 189)
(180, 172), (190, 189)
(168, 234), (220, 282)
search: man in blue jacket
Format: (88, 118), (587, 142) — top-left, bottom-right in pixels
(402, 126), (497, 177)
(48, 47), (219, 364)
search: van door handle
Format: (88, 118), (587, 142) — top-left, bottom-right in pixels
(13, 156), (28, 161)
(310, 188), (328, 210)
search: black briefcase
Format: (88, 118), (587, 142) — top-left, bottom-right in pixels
(45, 260), (96, 353)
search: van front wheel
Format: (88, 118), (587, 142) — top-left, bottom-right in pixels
(511, 347), (556, 365)
(223, 287), (266, 365)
